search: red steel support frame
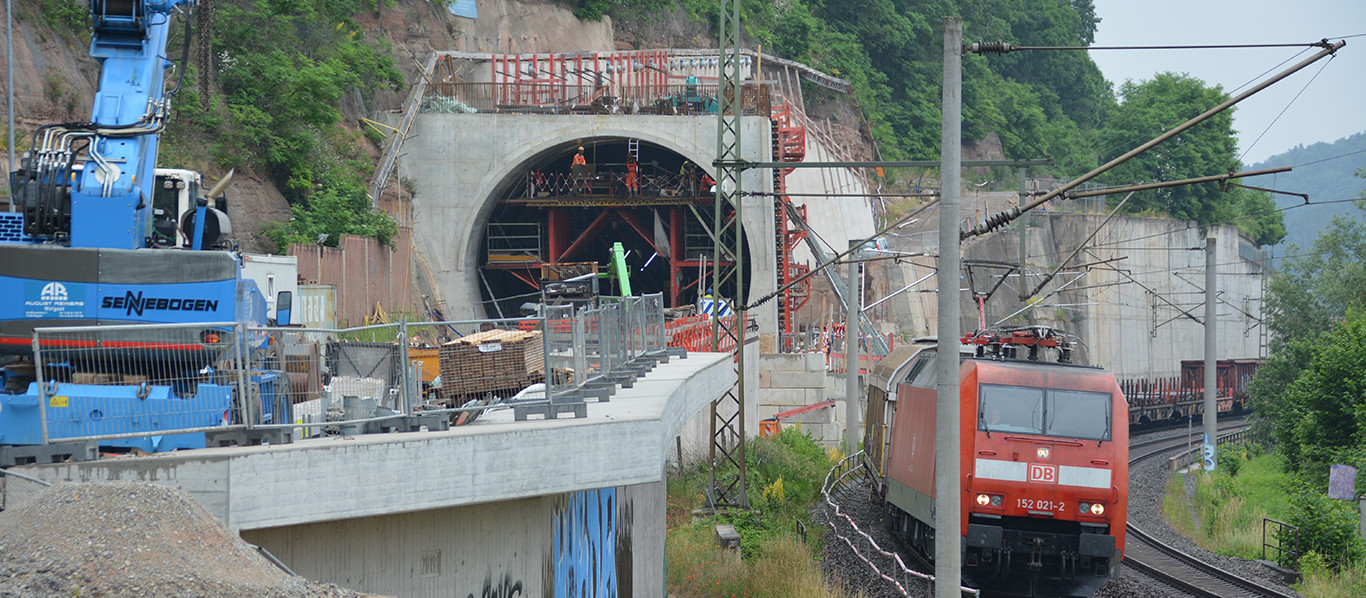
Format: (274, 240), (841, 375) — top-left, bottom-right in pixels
(547, 208), (570, 263)
(670, 207), (684, 307)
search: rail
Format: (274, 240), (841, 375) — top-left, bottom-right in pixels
(1261, 518), (1299, 567)
(820, 451), (979, 597)
(1128, 424), (1300, 598)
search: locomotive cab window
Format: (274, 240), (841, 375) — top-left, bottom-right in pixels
(979, 384), (1111, 441)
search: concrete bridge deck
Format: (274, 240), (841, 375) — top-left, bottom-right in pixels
(2, 350), (736, 597)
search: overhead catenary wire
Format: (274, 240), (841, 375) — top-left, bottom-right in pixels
(964, 39), (1346, 240)
(1239, 56), (1335, 163)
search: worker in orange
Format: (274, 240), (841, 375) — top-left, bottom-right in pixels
(700, 172), (716, 193)
(625, 155), (639, 196)
(572, 146), (587, 167)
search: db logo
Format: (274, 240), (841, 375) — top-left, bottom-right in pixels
(1028, 463), (1058, 484)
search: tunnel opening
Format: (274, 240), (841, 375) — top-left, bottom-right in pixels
(477, 138), (752, 318)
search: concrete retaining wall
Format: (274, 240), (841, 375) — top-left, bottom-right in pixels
(242, 478), (666, 598)
(757, 352), (843, 445)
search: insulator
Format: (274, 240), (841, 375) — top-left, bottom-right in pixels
(969, 41), (1014, 55)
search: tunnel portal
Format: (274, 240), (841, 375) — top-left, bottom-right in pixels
(478, 138), (751, 317)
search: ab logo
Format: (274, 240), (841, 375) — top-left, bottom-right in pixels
(1028, 463), (1057, 484)
(40, 282), (68, 302)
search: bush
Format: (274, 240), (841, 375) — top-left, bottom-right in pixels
(1282, 482), (1365, 569)
(262, 178), (398, 252)
(40, 0), (88, 33)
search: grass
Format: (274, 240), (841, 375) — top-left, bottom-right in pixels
(664, 429), (861, 598)
(1162, 448), (1292, 559)
(1163, 446), (1366, 598)
(1297, 552), (1366, 598)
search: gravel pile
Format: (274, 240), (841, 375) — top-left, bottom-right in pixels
(818, 426), (1302, 597)
(0, 482), (384, 598)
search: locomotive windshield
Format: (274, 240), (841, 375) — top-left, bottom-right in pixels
(979, 384), (1111, 441)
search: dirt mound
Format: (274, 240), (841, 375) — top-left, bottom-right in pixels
(0, 482), (381, 598)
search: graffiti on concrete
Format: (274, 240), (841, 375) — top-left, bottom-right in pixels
(616, 495), (633, 598)
(553, 488), (617, 598)
(467, 571), (524, 598)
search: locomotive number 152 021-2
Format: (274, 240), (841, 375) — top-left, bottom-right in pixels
(1017, 498), (1064, 512)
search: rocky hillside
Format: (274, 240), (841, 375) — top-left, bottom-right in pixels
(1, 0), (622, 251)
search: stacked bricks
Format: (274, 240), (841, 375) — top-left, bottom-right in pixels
(438, 329), (544, 402)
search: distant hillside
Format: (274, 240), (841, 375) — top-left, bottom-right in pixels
(1251, 131), (1366, 254)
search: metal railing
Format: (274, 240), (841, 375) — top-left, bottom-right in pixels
(422, 82), (771, 117)
(17, 296), (686, 453)
(1262, 518), (1300, 567)
(1167, 427), (1247, 472)
(820, 451), (980, 597)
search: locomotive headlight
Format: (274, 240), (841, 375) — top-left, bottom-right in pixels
(975, 493), (1003, 507)
(1090, 503), (1105, 515)
(1036, 446), (1051, 460)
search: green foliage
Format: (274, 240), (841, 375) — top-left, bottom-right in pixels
(1162, 448), (1293, 560)
(154, 0), (404, 245)
(1218, 442), (1248, 476)
(1261, 209), (1366, 350)
(262, 178), (398, 251)
(203, 0), (403, 197)
(663, 431), (850, 597)
(1252, 300), (1366, 486)
(1296, 550), (1366, 598)
(1282, 481), (1365, 569)
(1253, 132), (1366, 252)
(40, 0), (88, 33)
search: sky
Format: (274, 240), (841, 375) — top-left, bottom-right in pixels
(1089, 0), (1366, 165)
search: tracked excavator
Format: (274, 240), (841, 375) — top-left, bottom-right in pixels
(0, 0), (289, 460)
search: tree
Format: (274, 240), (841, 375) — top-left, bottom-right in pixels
(1249, 176), (1366, 482)
(1262, 212), (1366, 349)
(262, 178), (398, 251)
(1095, 73), (1286, 243)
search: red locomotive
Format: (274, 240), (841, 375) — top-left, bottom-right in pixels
(865, 327), (1128, 597)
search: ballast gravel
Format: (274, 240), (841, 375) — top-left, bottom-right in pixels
(817, 426), (1306, 597)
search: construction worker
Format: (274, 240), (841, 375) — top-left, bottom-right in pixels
(625, 155), (639, 196)
(679, 160), (696, 196)
(700, 172), (716, 193)
(571, 146), (591, 194)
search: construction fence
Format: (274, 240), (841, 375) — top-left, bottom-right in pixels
(15, 294), (706, 455)
(288, 228), (418, 328)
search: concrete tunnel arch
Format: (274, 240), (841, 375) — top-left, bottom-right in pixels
(401, 113), (777, 327)
(475, 136), (759, 317)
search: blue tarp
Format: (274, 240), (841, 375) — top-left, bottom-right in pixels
(447, 0), (477, 19)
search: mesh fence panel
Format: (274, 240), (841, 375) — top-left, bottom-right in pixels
(18, 301), (680, 448)
(31, 322), (247, 450)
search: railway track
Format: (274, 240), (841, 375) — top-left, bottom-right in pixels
(821, 419), (1303, 597)
(1124, 423), (1300, 598)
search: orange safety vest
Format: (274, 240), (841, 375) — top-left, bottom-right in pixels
(572, 153), (586, 166)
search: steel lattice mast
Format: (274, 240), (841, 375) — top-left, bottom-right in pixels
(707, 0), (748, 510)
